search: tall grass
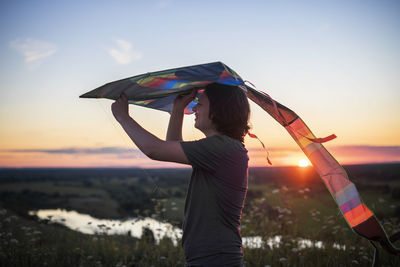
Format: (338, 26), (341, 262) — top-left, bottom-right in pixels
(1, 184), (399, 267)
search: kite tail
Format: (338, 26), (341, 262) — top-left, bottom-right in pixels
(247, 131), (272, 165)
(244, 84), (400, 263)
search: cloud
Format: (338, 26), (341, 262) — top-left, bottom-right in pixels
(109, 39), (142, 64)
(248, 145), (400, 166)
(4, 146), (145, 158)
(329, 145), (400, 158)
(3, 145), (400, 167)
(10, 38), (57, 62)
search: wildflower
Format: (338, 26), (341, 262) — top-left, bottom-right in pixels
(351, 260), (359, 264)
(292, 248), (298, 253)
(92, 237), (98, 241)
(10, 239), (18, 244)
(378, 198), (385, 203)
(279, 257), (287, 262)
(172, 207), (178, 211)
(87, 255), (93, 260)
(0, 209), (7, 215)
(272, 189), (279, 194)
(298, 190), (304, 194)
(33, 230), (42, 235)
(160, 256), (166, 260)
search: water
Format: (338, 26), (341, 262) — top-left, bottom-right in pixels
(29, 209), (345, 250)
(29, 209), (182, 246)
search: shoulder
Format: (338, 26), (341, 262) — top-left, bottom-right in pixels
(180, 135), (247, 171)
(214, 134), (247, 148)
(180, 134), (247, 155)
(202, 135), (248, 154)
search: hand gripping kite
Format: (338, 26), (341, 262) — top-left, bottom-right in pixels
(80, 62), (399, 265)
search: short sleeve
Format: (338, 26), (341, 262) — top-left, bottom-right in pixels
(180, 136), (228, 172)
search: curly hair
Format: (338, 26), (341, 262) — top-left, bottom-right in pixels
(204, 83), (250, 143)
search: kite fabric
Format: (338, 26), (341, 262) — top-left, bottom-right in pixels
(80, 62), (399, 264)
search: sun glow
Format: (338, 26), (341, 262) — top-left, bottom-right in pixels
(298, 159), (310, 167)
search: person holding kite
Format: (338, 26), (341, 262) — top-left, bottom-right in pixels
(112, 83), (250, 266)
(82, 62), (399, 266)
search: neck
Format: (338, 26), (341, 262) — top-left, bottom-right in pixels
(203, 128), (220, 138)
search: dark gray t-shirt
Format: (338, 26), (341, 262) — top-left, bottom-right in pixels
(180, 135), (249, 266)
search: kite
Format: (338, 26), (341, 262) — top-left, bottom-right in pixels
(80, 62), (399, 265)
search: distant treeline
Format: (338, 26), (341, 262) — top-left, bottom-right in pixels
(1, 163), (399, 182)
(0, 168), (192, 183)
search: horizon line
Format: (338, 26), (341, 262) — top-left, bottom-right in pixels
(1, 161), (399, 170)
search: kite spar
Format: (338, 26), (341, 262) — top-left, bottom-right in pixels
(80, 62), (399, 265)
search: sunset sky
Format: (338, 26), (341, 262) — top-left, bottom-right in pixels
(1, 0), (399, 168)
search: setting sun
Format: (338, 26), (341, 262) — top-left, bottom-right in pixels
(298, 159), (310, 167)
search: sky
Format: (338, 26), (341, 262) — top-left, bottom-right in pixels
(0, 0), (399, 168)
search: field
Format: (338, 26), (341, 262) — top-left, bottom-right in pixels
(0, 164), (399, 266)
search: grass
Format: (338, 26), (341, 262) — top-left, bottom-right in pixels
(1, 165), (400, 266)
(0, 208), (184, 267)
(1, 185), (399, 267)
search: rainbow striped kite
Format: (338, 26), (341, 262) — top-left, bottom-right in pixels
(80, 62), (399, 264)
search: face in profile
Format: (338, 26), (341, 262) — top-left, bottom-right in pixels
(192, 92), (215, 135)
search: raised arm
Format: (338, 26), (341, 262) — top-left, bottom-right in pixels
(111, 93), (190, 164)
(166, 90), (197, 141)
